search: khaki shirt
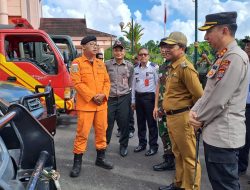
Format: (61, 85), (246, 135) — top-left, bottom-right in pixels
(163, 55), (203, 111)
(192, 40), (250, 148)
(105, 59), (134, 97)
(70, 56), (110, 111)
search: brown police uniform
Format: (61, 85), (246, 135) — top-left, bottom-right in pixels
(163, 55), (203, 190)
(71, 55), (110, 154)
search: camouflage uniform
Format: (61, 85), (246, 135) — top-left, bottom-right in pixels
(157, 61), (173, 155)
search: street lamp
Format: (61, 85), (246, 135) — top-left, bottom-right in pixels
(193, 0), (198, 66)
(119, 18), (134, 56)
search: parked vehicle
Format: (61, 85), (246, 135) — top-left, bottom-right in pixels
(0, 18), (75, 114)
(0, 102), (58, 190)
(0, 81), (57, 135)
(50, 34), (78, 70)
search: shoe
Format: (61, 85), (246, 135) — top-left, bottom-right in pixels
(145, 148), (158, 156)
(116, 131), (121, 137)
(134, 145), (146, 152)
(159, 183), (184, 190)
(129, 132), (134, 138)
(153, 154), (175, 171)
(95, 149), (114, 170)
(69, 153), (83, 177)
(153, 160), (175, 171)
(120, 146), (128, 157)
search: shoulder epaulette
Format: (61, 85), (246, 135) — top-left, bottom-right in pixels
(181, 62), (188, 68)
(150, 62), (156, 67)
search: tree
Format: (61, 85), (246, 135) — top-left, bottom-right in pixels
(122, 22), (144, 55)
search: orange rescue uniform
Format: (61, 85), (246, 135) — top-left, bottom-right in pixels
(70, 55), (110, 154)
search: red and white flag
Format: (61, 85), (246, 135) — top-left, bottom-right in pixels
(164, 2), (167, 36)
(164, 3), (167, 24)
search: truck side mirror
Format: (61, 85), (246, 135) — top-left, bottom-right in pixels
(63, 51), (69, 63)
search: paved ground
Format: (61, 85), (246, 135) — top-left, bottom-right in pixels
(55, 114), (250, 190)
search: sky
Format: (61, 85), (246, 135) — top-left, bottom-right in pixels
(42, 0), (250, 45)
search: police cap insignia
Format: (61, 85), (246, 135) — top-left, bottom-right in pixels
(113, 40), (125, 49)
(81, 35), (97, 45)
(199, 11), (237, 31)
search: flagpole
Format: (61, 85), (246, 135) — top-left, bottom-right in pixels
(164, 2), (167, 37)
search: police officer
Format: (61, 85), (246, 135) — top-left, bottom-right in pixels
(69, 36), (113, 178)
(152, 38), (175, 171)
(238, 36), (250, 176)
(132, 47), (159, 156)
(189, 12), (249, 190)
(105, 40), (134, 157)
(159, 32), (203, 190)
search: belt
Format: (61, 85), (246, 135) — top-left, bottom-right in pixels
(166, 106), (191, 115)
(135, 92), (154, 96)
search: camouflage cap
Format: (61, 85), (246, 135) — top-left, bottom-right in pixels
(158, 37), (167, 47)
(163, 32), (187, 46)
(242, 36), (250, 43)
(199, 11), (237, 31)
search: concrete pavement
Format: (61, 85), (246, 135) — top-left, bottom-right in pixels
(54, 114), (250, 190)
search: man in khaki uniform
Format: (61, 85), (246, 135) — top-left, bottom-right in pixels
(190, 12), (249, 190)
(159, 32), (203, 190)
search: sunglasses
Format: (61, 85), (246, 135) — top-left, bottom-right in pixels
(138, 53), (149, 56)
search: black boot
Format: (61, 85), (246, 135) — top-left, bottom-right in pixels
(70, 153), (83, 177)
(95, 149), (113, 169)
(153, 154), (175, 171)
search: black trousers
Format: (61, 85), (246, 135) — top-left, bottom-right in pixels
(117, 99), (135, 133)
(199, 73), (207, 89)
(135, 92), (158, 149)
(106, 93), (130, 147)
(129, 107), (135, 133)
(238, 105), (250, 172)
(204, 142), (240, 190)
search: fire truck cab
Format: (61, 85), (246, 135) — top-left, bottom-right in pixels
(0, 18), (75, 113)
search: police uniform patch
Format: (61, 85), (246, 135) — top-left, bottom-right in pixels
(216, 60), (230, 80)
(71, 63), (79, 73)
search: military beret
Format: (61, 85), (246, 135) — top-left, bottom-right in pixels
(81, 35), (97, 45)
(113, 40), (125, 49)
(242, 36), (250, 43)
(163, 32), (187, 46)
(199, 11), (237, 31)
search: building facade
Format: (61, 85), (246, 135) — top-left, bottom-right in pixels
(0, 0), (115, 54)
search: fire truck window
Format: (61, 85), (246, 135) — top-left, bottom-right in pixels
(4, 40), (18, 61)
(4, 37), (58, 75)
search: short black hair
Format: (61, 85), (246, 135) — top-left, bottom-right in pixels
(219, 24), (237, 37)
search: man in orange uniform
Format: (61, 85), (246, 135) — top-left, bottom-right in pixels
(69, 36), (113, 178)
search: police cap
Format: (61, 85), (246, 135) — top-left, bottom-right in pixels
(163, 32), (187, 46)
(242, 36), (250, 43)
(113, 40), (125, 49)
(199, 11), (237, 31)
(81, 35), (97, 45)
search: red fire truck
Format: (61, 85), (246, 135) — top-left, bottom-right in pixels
(0, 18), (75, 113)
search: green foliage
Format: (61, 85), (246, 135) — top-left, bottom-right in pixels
(187, 41), (215, 65)
(121, 22), (144, 54)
